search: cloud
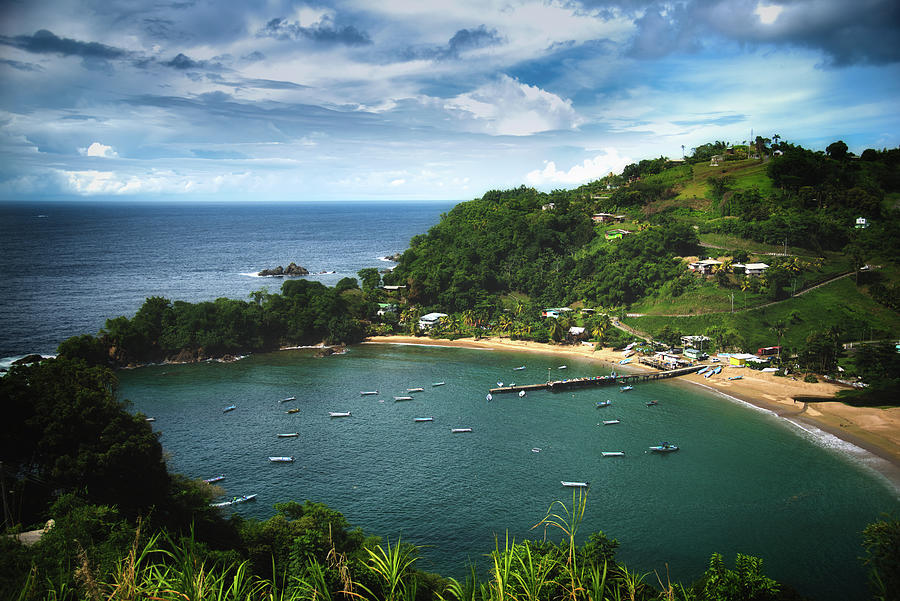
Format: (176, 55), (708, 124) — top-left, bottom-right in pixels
(526, 147), (632, 185)
(258, 16), (371, 46)
(79, 142), (119, 158)
(404, 25), (504, 61)
(445, 74), (583, 136)
(162, 52), (218, 70)
(0, 29), (127, 59)
(0, 58), (44, 72)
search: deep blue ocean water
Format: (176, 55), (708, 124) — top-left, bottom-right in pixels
(1, 200), (898, 600)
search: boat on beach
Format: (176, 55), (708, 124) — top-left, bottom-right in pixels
(451, 427), (472, 433)
(414, 417), (434, 422)
(619, 358), (631, 365)
(268, 456), (294, 462)
(596, 400), (611, 408)
(603, 419), (620, 425)
(280, 396), (296, 402)
(697, 366), (709, 375)
(223, 404), (236, 413)
(649, 442), (679, 453)
(561, 481), (589, 487)
(329, 411), (351, 417)
(361, 391), (378, 395)
(203, 475), (225, 483)
(210, 494), (257, 508)
(602, 452), (625, 457)
(728, 375), (743, 380)
(277, 432), (299, 438)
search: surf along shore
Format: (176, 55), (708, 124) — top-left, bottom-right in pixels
(363, 335), (900, 491)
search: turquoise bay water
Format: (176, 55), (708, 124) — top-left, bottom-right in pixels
(119, 344), (899, 601)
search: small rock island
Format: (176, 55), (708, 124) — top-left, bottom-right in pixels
(258, 262), (309, 277)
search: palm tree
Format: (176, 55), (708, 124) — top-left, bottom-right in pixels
(589, 314), (612, 344)
(498, 315), (513, 339)
(547, 318), (565, 343)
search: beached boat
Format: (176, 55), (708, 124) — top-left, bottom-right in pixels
(394, 396), (414, 401)
(561, 481), (589, 487)
(280, 396), (296, 402)
(203, 475), (225, 483)
(697, 366), (709, 375)
(712, 366), (723, 375)
(602, 452), (625, 457)
(602, 419), (620, 425)
(407, 387), (424, 392)
(649, 442), (679, 453)
(360, 391), (378, 395)
(486, 393), (493, 402)
(286, 408), (300, 414)
(451, 427), (473, 433)
(596, 400), (611, 408)
(329, 411), (351, 417)
(513, 365), (526, 371)
(268, 456), (294, 462)
(210, 494), (257, 508)
(704, 370), (714, 379)
(728, 375), (743, 380)
(277, 432), (299, 438)
(518, 390), (526, 398)
(223, 404), (236, 413)
(432, 382), (445, 386)
(619, 358), (631, 365)
(646, 400), (658, 406)
(620, 385), (633, 392)
(414, 417), (434, 422)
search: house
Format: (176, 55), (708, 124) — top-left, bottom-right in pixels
(542, 203), (556, 211)
(542, 307), (573, 319)
(382, 285), (407, 291)
(376, 303), (396, 317)
(855, 217), (869, 229)
(604, 229), (631, 240)
(418, 312), (447, 330)
(684, 348), (708, 360)
(688, 259), (723, 275)
(728, 353), (761, 366)
(741, 262), (769, 276)
(681, 335), (709, 347)
(567, 326), (587, 341)
(591, 213), (627, 223)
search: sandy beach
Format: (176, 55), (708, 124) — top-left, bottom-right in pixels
(364, 335), (900, 490)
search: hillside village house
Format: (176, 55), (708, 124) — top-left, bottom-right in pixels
(734, 262), (769, 276)
(591, 213), (627, 223)
(688, 258), (722, 275)
(541, 307), (573, 319)
(418, 312), (447, 330)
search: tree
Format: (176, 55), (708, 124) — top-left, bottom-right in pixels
(357, 267), (382, 293)
(862, 516), (900, 600)
(701, 553), (779, 601)
(826, 140), (849, 161)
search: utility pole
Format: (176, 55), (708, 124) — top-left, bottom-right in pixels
(731, 293), (734, 313)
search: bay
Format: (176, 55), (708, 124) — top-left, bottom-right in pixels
(119, 344), (899, 601)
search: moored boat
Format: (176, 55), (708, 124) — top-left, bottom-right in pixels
(646, 400), (658, 406)
(558, 365), (567, 369)
(361, 391), (378, 395)
(203, 475), (225, 483)
(394, 396), (414, 401)
(513, 365), (526, 371)
(280, 396), (297, 402)
(603, 419), (620, 425)
(223, 404), (236, 413)
(432, 382), (445, 386)
(329, 411), (351, 417)
(649, 442), (679, 452)
(602, 452), (625, 457)
(408, 387), (424, 392)
(531, 447), (541, 453)
(486, 393), (493, 402)
(145, 417), (156, 422)
(286, 408), (300, 414)
(451, 427), (472, 433)
(518, 390), (526, 398)
(210, 494), (257, 508)
(561, 481), (588, 487)
(268, 456), (294, 462)
(620, 385), (633, 392)
(277, 432), (299, 438)
(595, 400), (611, 408)
(413, 417), (434, 422)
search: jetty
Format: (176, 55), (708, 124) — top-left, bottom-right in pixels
(488, 365), (704, 394)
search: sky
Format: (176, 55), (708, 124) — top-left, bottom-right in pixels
(1, 0), (899, 201)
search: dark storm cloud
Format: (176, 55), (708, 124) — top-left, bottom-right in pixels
(259, 17), (372, 46)
(402, 25), (504, 61)
(0, 29), (128, 59)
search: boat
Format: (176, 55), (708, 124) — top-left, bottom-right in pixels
(203, 475), (225, 483)
(646, 400), (658, 406)
(286, 408), (300, 414)
(280, 396), (297, 402)
(360, 391), (378, 396)
(712, 366), (723, 375)
(595, 400), (611, 408)
(558, 365), (567, 369)
(602, 419), (620, 425)
(619, 358), (631, 365)
(497, 381), (504, 387)
(210, 494), (257, 508)
(531, 447), (541, 453)
(432, 382), (445, 386)
(513, 365), (526, 371)
(145, 417), (156, 422)
(414, 417), (434, 422)
(561, 481), (589, 487)
(620, 385), (633, 392)
(223, 405), (236, 413)
(277, 432), (299, 438)
(486, 393), (493, 402)
(602, 452), (625, 457)
(394, 396), (414, 401)
(649, 442), (679, 453)
(268, 456), (294, 462)
(704, 370), (713, 378)
(329, 411), (351, 417)
(518, 390), (526, 398)
(697, 366), (709, 375)
(728, 375), (743, 380)
(408, 387), (424, 392)
(451, 427), (472, 433)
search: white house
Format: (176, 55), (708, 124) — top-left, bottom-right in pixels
(742, 262), (769, 276)
(688, 259), (723, 275)
(418, 312), (448, 330)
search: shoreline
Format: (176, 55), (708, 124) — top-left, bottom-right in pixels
(363, 335), (900, 493)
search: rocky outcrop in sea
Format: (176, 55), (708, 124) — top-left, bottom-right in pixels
(258, 262), (309, 277)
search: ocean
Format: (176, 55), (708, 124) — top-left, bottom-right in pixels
(1, 200), (898, 600)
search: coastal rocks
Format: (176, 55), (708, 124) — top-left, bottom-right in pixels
(315, 344), (346, 358)
(12, 354), (46, 365)
(383, 253), (403, 262)
(259, 262), (309, 277)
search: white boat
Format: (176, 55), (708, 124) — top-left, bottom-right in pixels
(728, 375), (743, 380)
(432, 382), (446, 386)
(531, 447), (541, 453)
(518, 390), (526, 398)
(561, 481), (589, 487)
(602, 452), (625, 457)
(451, 427), (473, 433)
(486, 393), (493, 402)
(697, 366), (709, 375)
(649, 442), (679, 453)
(360, 391), (378, 396)
(620, 385), (633, 392)
(619, 358), (631, 365)
(145, 417), (156, 422)
(414, 417), (434, 422)
(280, 396), (297, 402)
(513, 365), (526, 371)
(277, 432), (299, 438)
(268, 456), (294, 462)
(394, 396), (413, 401)
(408, 387), (424, 392)
(646, 400), (658, 406)
(596, 400), (611, 408)
(558, 365), (567, 369)
(602, 419), (620, 425)
(210, 494), (257, 508)
(497, 381), (504, 387)
(223, 404), (236, 413)
(329, 411), (351, 417)
(203, 475), (225, 483)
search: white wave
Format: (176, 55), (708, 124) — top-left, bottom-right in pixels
(240, 272), (263, 278)
(0, 354), (56, 371)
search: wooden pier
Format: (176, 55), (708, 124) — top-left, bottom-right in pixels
(489, 365), (704, 394)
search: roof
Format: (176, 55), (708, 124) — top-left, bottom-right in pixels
(743, 263), (769, 270)
(419, 312), (448, 321)
(568, 327), (585, 335)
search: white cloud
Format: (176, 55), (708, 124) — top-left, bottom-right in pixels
(526, 148), (632, 186)
(80, 142), (119, 158)
(445, 74), (583, 136)
(754, 2), (784, 25)
(389, 178), (406, 186)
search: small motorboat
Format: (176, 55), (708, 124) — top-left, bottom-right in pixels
(203, 475), (225, 483)
(596, 400), (611, 408)
(619, 358), (631, 365)
(646, 400), (658, 406)
(497, 381), (504, 387)
(432, 382), (446, 386)
(486, 393), (493, 402)
(361, 391), (378, 396)
(620, 385), (633, 392)
(268, 456), (294, 462)
(277, 432), (299, 438)
(602, 419), (620, 425)
(518, 390), (526, 398)
(210, 494), (257, 508)
(414, 417), (434, 422)
(145, 417), (156, 422)
(223, 405), (236, 413)
(286, 408), (300, 414)
(329, 411), (351, 417)
(649, 442), (679, 453)
(561, 481), (589, 488)
(451, 427), (473, 433)
(513, 365), (526, 371)
(280, 396), (297, 402)
(697, 366), (709, 375)
(394, 396), (414, 401)
(531, 447), (541, 453)
(558, 365), (567, 369)
(408, 387), (424, 392)
(602, 452), (625, 457)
